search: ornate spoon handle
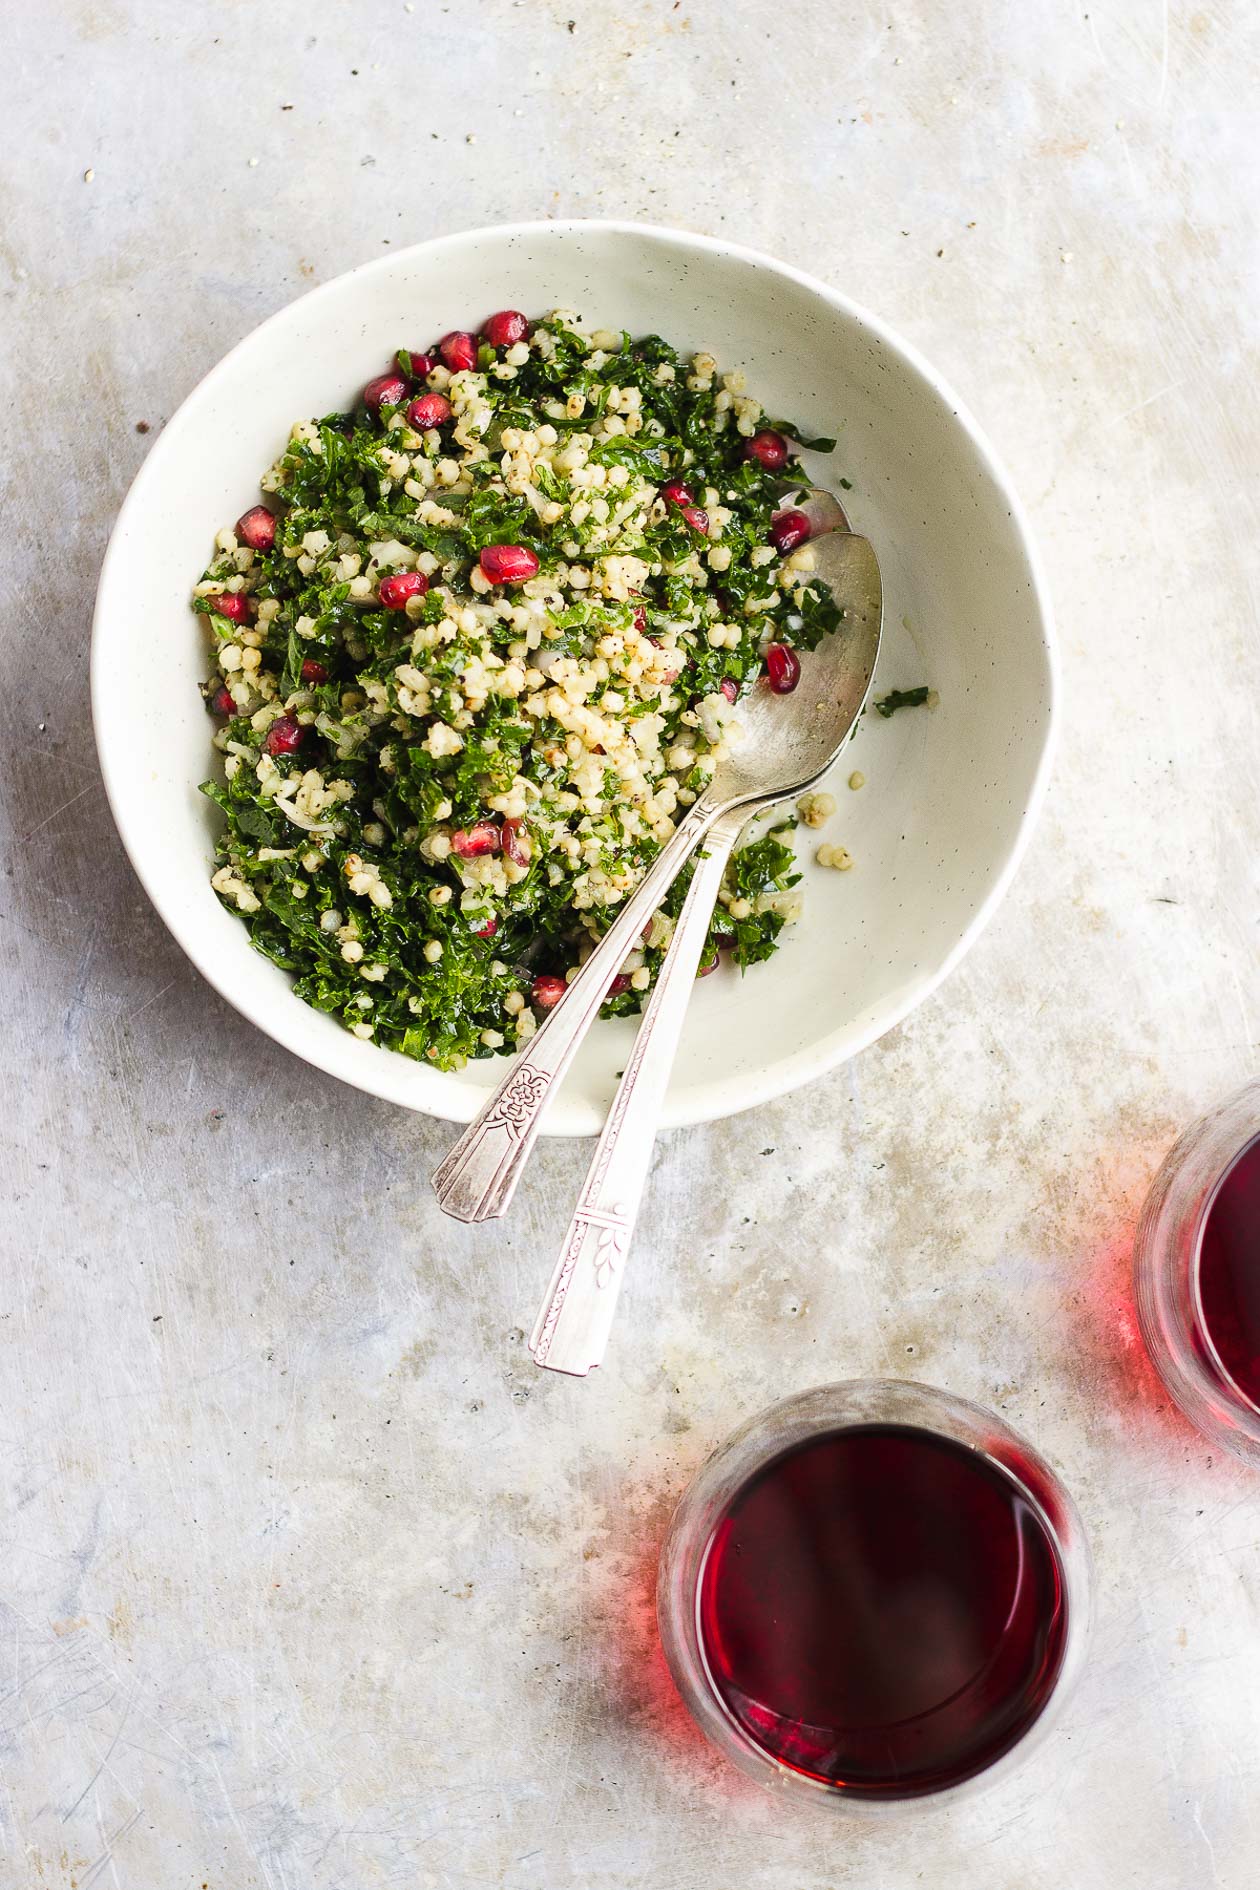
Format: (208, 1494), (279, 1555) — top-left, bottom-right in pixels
(530, 806), (748, 1375)
(431, 796), (718, 1223)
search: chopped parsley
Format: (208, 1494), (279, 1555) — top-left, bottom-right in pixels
(874, 686), (933, 718)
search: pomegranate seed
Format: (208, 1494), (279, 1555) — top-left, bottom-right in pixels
(531, 974), (568, 1010)
(608, 973), (632, 997)
(450, 821), (501, 859)
(264, 716), (304, 756)
(745, 428), (790, 471)
(211, 684), (235, 715)
(208, 591), (252, 623)
(680, 504), (709, 535)
(632, 603), (647, 634)
(439, 330), (478, 372)
(363, 371), (408, 412)
(660, 479), (693, 507)
(406, 392), (452, 431)
(770, 508), (812, 555)
(720, 677), (738, 703)
(474, 916), (498, 939)
(397, 349), (436, 379)
(379, 570), (430, 609)
(235, 505), (276, 551)
(502, 818), (529, 866)
(300, 659), (328, 684)
(765, 642), (801, 693)
(482, 309), (529, 348)
(479, 544), (540, 585)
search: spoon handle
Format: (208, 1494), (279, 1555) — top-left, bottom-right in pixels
(529, 806), (747, 1375)
(431, 796), (719, 1224)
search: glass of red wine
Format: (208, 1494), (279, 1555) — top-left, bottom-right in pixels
(1135, 1078), (1260, 1464)
(657, 1380), (1092, 1807)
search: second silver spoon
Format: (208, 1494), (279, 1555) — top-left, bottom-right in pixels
(526, 525), (883, 1374)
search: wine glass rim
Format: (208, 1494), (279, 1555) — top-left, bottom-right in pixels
(688, 1418), (1073, 1800)
(657, 1378), (1093, 1813)
(1190, 1127), (1260, 1416)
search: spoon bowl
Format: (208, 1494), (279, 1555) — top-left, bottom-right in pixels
(711, 528), (882, 810)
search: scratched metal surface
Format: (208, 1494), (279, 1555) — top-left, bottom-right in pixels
(3, 2), (1259, 1885)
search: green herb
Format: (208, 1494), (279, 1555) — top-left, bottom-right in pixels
(767, 420), (838, 453)
(875, 686), (933, 718)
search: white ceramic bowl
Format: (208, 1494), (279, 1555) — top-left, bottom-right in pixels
(93, 220), (1055, 1137)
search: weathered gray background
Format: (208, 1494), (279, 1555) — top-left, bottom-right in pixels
(4, 1), (1259, 1885)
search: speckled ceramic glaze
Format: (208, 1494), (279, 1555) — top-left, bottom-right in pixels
(92, 220), (1056, 1135)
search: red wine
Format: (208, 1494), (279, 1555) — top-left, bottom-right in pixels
(697, 1424), (1068, 1796)
(1196, 1133), (1260, 1407)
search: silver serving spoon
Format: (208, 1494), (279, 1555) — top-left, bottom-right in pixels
(432, 496), (882, 1247)
(529, 521), (883, 1373)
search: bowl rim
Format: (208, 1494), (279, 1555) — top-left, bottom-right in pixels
(92, 217), (1058, 1136)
